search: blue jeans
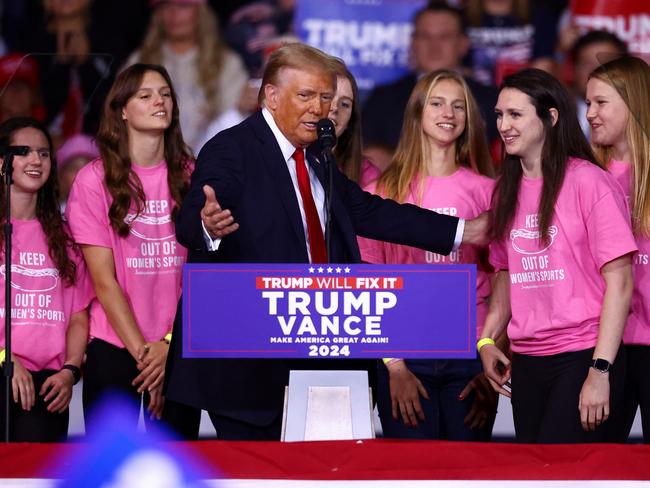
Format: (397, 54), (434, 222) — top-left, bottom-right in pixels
(377, 358), (494, 440)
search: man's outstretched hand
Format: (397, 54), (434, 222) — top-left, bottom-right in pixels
(462, 212), (490, 246)
(201, 185), (239, 239)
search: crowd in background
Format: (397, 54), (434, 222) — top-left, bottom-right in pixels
(0, 0), (634, 173)
(1, 0), (650, 445)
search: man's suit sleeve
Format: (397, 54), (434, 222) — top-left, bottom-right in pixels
(176, 133), (245, 251)
(337, 170), (460, 256)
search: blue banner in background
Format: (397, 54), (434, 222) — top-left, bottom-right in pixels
(183, 264), (476, 359)
(294, 0), (426, 92)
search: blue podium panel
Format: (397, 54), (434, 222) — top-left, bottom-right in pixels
(183, 264), (476, 359)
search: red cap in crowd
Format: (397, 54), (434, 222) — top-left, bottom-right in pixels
(0, 54), (39, 92)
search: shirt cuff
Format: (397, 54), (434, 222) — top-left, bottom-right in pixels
(452, 218), (465, 251)
(202, 221), (222, 251)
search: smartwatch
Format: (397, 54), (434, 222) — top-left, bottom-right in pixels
(591, 358), (611, 373)
(61, 364), (82, 384)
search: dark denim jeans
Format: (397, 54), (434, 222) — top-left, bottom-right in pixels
(377, 358), (494, 440)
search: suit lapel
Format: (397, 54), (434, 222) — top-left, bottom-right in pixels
(252, 112), (307, 254)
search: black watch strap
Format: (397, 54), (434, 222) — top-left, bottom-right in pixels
(591, 358), (611, 373)
(61, 364), (81, 384)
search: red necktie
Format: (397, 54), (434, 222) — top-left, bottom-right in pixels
(293, 149), (327, 263)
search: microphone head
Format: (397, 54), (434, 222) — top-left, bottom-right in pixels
(317, 119), (336, 150)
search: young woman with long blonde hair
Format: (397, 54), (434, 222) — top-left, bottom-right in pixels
(359, 69), (497, 440)
(587, 55), (650, 442)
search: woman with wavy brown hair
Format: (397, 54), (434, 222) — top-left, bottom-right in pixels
(0, 117), (91, 442)
(65, 63), (197, 436)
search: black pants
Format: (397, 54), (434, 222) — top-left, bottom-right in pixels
(208, 412), (283, 440)
(0, 367), (69, 442)
(621, 345), (650, 443)
(83, 338), (201, 439)
(511, 346), (625, 443)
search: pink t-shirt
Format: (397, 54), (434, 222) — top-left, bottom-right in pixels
(607, 159), (650, 345)
(490, 158), (637, 356)
(65, 159), (188, 348)
(0, 220), (92, 371)
(359, 159), (381, 188)
(608, 160), (632, 201)
(358, 166), (495, 335)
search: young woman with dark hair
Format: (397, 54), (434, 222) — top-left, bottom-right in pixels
(359, 69), (497, 440)
(479, 68), (636, 443)
(328, 59), (380, 186)
(587, 55), (650, 442)
(65, 63), (198, 436)
(0, 117), (91, 442)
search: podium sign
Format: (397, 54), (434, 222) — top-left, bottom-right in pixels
(182, 264), (476, 359)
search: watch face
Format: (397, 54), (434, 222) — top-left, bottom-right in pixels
(592, 358), (610, 372)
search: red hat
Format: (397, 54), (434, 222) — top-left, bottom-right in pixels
(0, 54), (39, 92)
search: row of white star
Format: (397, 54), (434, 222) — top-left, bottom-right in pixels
(308, 266), (351, 273)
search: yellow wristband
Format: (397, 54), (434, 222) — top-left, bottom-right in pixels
(382, 357), (395, 365)
(0, 349), (5, 365)
(163, 333), (173, 344)
(477, 337), (496, 352)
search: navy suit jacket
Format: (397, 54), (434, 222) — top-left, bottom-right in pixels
(164, 110), (460, 426)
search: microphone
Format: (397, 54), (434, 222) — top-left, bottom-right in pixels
(0, 146), (30, 157)
(317, 119), (336, 156)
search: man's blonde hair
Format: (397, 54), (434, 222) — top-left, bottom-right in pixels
(258, 43), (338, 105)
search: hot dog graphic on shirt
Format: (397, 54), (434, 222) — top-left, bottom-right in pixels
(123, 199), (185, 273)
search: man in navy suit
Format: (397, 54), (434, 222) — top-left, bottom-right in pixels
(164, 43), (488, 440)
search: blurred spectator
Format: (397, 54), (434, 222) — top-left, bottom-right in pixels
(196, 78), (260, 150)
(19, 0), (113, 144)
(0, 53), (46, 123)
(569, 30), (628, 137)
(196, 37), (295, 149)
(125, 0), (248, 153)
(465, 0), (558, 86)
(224, 0), (295, 77)
(558, 0), (648, 57)
(361, 1), (498, 171)
(0, 0), (30, 52)
(329, 58), (380, 187)
(56, 133), (99, 211)
(208, 0), (253, 26)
